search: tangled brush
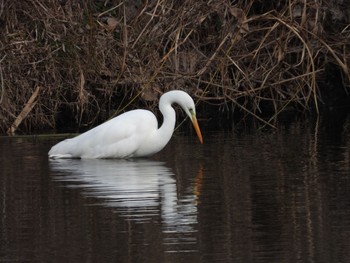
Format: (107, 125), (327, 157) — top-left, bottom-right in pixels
(0, 0), (349, 133)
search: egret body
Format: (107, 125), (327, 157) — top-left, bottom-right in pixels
(48, 90), (203, 159)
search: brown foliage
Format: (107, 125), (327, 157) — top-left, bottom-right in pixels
(0, 0), (349, 133)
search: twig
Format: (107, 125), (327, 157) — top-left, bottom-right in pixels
(0, 55), (5, 105)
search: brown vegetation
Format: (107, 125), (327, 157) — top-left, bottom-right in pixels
(0, 0), (350, 134)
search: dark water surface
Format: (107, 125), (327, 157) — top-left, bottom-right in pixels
(1, 120), (350, 262)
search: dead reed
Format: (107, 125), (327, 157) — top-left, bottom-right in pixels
(0, 0), (349, 134)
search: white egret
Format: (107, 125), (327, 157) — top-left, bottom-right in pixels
(48, 90), (203, 159)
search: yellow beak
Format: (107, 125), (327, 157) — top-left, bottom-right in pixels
(191, 115), (203, 144)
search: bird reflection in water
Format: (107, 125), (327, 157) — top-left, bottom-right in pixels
(50, 158), (204, 252)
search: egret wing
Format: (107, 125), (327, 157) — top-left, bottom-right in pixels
(49, 109), (158, 158)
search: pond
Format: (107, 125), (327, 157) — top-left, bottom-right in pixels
(1, 117), (350, 262)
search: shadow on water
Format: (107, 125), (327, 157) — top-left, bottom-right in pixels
(1, 113), (350, 262)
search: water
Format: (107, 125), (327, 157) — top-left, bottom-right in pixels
(1, 119), (350, 262)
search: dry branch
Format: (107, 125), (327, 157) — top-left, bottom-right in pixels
(7, 86), (41, 135)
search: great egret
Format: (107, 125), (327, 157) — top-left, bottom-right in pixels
(48, 90), (203, 159)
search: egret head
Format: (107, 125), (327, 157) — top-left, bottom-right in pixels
(173, 91), (203, 144)
(160, 90), (203, 144)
